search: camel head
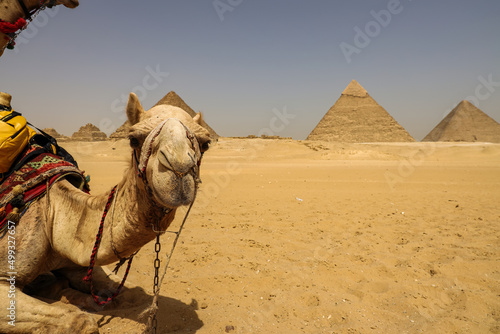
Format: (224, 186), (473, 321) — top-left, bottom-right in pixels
(126, 92), (211, 209)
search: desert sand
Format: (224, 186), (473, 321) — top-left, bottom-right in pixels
(54, 138), (499, 334)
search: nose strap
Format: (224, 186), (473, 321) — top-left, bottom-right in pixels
(137, 118), (201, 180)
(137, 119), (170, 175)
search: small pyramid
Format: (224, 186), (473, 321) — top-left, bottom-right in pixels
(307, 80), (415, 142)
(422, 100), (500, 143)
(72, 123), (107, 141)
(42, 128), (69, 141)
(154, 91), (219, 139)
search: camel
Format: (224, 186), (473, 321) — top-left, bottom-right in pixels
(0, 0), (79, 57)
(0, 92), (212, 333)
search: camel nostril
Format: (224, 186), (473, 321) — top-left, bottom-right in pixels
(159, 150), (171, 169)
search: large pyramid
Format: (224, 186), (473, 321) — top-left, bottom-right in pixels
(307, 80), (415, 142)
(110, 91), (219, 140)
(422, 100), (500, 143)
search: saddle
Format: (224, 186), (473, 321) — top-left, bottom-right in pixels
(0, 135), (89, 237)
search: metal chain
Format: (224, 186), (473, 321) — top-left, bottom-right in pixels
(151, 233), (161, 334)
(139, 122), (202, 334)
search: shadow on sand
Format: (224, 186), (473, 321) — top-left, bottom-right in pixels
(24, 271), (204, 333)
(95, 285), (204, 333)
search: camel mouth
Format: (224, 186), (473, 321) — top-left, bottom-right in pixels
(155, 183), (196, 208)
(153, 162), (197, 207)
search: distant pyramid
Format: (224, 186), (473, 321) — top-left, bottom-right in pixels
(307, 80), (415, 142)
(109, 120), (131, 140)
(154, 91), (219, 139)
(72, 124), (107, 141)
(110, 91), (219, 139)
(42, 128), (69, 141)
(422, 100), (500, 143)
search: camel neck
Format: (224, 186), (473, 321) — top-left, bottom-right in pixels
(104, 166), (177, 261)
(49, 164), (176, 268)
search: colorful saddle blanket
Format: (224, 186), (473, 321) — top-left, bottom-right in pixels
(0, 144), (89, 234)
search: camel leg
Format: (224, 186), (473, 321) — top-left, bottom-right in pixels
(54, 266), (150, 308)
(23, 271), (103, 312)
(53, 267), (92, 293)
(0, 278), (99, 334)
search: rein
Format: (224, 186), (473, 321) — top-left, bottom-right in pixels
(134, 120), (175, 221)
(134, 118), (201, 223)
(82, 185), (134, 306)
(145, 188), (197, 334)
(17, 0), (33, 20)
(133, 119), (203, 334)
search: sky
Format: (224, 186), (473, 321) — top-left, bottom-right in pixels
(1, 0), (499, 140)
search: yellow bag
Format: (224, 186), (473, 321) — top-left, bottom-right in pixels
(0, 110), (37, 174)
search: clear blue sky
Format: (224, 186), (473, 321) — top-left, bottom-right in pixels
(1, 0), (499, 140)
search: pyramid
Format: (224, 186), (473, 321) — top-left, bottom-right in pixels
(154, 91), (219, 139)
(307, 80), (415, 142)
(110, 91), (219, 140)
(72, 124), (107, 141)
(422, 100), (500, 143)
(42, 128), (69, 141)
(109, 120), (131, 140)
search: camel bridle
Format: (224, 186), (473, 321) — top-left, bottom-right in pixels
(83, 118), (205, 309)
(132, 118), (203, 219)
(132, 118), (205, 333)
(0, 0), (59, 53)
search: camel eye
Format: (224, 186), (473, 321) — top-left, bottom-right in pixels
(129, 136), (140, 148)
(200, 140), (211, 152)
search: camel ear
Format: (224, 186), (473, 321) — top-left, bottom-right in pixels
(126, 93), (145, 125)
(193, 112), (204, 125)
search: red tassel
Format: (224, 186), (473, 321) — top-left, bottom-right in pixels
(0, 18), (27, 34)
